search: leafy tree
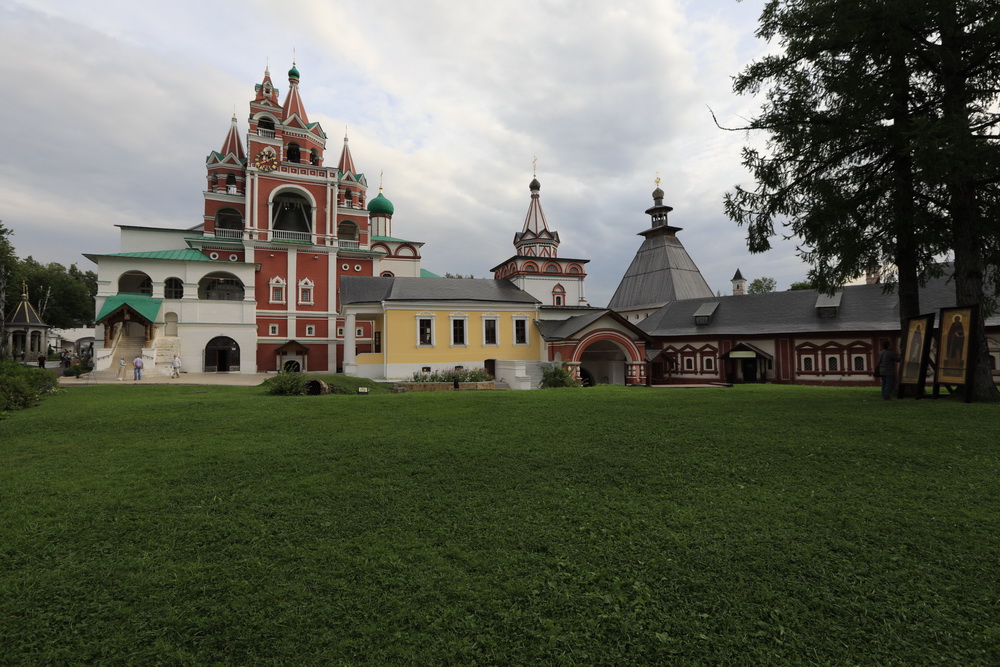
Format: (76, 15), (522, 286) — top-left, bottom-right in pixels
(443, 272), (475, 279)
(18, 257), (96, 329)
(724, 0), (999, 401)
(748, 277), (777, 294)
(789, 280), (817, 291)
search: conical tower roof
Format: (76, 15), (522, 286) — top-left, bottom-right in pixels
(513, 176), (559, 253)
(607, 185), (712, 312)
(338, 134), (357, 174)
(219, 114), (245, 160)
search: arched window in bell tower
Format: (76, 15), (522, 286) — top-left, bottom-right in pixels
(272, 192), (312, 236)
(215, 208), (244, 238)
(226, 173), (237, 194)
(257, 117), (275, 138)
(552, 284), (566, 306)
(310, 148), (320, 166)
(286, 142), (301, 163)
(337, 221), (358, 241)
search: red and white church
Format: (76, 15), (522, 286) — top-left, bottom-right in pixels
(87, 64), (426, 375)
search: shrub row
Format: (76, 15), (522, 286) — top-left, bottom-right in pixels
(0, 362), (60, 412)
(409, 367), (493, 383)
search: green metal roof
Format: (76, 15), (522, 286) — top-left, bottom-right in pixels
(420, 268), (441, 278)
(96, 293), (163, 323)
(106, 249), (217, 262)
(371, 235), (418, 244)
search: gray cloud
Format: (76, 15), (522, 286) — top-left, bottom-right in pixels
(1, 0), (810, 304)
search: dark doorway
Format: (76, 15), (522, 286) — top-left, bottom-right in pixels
(205, 336), (240, 372)
(580, 368), (595, 387)
(741, 357), (758, 383)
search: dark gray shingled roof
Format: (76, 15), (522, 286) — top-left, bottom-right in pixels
(535, 309), (654, 342)
(340, 277), (541, 306)
(535, 310), (609, 341)
(639, 275), (998, 337)
(607, 232), (714, 311)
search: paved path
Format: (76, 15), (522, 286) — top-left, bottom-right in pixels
(62, 372), (274, 387)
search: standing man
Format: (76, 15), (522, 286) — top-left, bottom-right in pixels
(170, 354), (182, 379)
(133, 355), (144, 381)
(876, 341), (900, 401)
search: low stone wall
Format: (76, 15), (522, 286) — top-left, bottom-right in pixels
(392, 381), (496, 393)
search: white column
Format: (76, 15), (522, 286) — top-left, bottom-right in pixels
(343, 311), (357, 375)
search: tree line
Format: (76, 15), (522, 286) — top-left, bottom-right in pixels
(0, 221), (97, 337)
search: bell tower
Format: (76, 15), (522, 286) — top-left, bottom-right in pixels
(491, 168), (590, 308)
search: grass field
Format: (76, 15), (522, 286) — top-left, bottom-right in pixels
(2, 383), (998, 664)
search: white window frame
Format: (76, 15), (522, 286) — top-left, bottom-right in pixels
(269, 324), (279, 336)
(416, 312), (435, 347)
(356, 327), (364, 338)
(305, 325), (315, 337)
(513, 314), (529, 346)
(482, 314), (499, 346)
(450, 313), (468, 347)
(268, 276), (286, 304)
(298, 278), (314, 305)
(337, 327), (345, 338)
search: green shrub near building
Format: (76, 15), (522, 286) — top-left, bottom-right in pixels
(0, 361), (59, 411)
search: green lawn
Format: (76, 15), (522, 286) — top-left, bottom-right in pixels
(2, 384), (998, 664)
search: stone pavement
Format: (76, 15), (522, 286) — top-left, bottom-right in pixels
(62, 372), (274, 387)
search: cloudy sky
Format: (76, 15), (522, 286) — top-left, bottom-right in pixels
(0, 0), (813, 306)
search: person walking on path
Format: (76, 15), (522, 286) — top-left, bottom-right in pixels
(133, 355), (144, 381)
(116, 356), (127, 381)
(170, 354), (182, 378)
(876, 341), (900, 400)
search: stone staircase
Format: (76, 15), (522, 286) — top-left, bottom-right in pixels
(89, 332), (147, 380)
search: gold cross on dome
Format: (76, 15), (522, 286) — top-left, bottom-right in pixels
(532, 156), (537, 178)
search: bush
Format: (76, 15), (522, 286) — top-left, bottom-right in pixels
(0, 362), (59, 411)
(264, 370), (308, 396)
(410, 367), (493, 383)
(540, 362), (580, 388)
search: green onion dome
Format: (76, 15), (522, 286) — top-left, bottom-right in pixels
(367, 191), (394, 216)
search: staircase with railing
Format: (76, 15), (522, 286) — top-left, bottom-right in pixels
(89, 330), (149, 380)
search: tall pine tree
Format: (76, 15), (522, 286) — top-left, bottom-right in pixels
(725, 0), (999, 401)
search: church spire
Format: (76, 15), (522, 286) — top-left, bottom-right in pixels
(338, 133), (357, 174)
(281, 61), (309, 124)
(513, 171), (559, 257)
(219, 114), (245, 160)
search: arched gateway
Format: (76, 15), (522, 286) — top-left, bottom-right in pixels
(205, 336), (240, 372)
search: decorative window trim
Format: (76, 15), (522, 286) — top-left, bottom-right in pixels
(450, 313), (468, 347)
(209, 252), (220, 260)
(513, 314), (529, 346)
(354, 264), (363, 272)
(269, 324), (279, 336)
(416, 312), (435, 347)
(305, 325), (315, 336)
(341, 263), (350, 271)
(356, 327), (364, 338)
(297, 278), (314, 305)
(482, 313), (499, 346)
(268, 276), (286, 304)
(337, 327), (345, 338)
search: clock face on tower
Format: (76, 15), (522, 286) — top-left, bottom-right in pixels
(254, 148), (278, 172)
